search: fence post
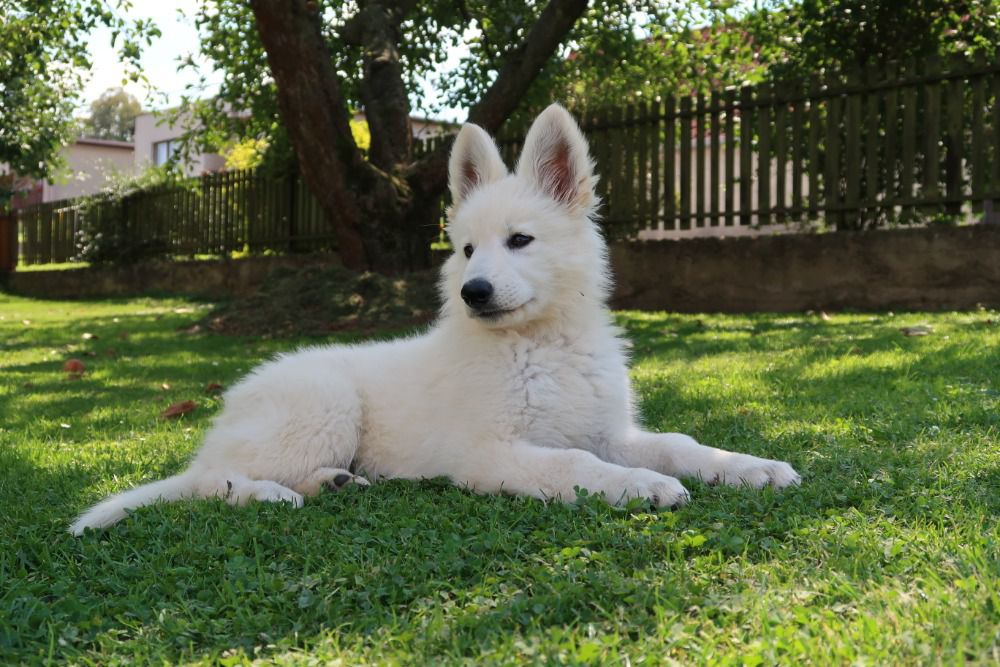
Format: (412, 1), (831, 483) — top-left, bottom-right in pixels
(0, 212), (16, 273)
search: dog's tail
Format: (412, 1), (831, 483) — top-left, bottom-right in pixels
(69, 472), (199, 535)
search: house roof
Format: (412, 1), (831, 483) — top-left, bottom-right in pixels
(74, 137), (134, 150)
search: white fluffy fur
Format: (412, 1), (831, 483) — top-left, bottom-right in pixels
(70, 104), (800, 536)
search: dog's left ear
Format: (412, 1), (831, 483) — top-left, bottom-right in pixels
(516, 103), (595, 212)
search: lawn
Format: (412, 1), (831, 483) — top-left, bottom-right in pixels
(1, 292), (998, 665)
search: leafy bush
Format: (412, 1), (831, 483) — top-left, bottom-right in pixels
(74, 166), (181, 265)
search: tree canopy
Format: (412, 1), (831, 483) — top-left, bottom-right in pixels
(179, 1), (712, 168)
(81, 87), (142, 142)
(749, 0), (1000, 79)
(0, 1), (157, 187)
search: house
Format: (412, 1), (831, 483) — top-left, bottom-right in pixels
(7, 137), (137, 209)
(131, 108), (457, 180)
(133, 110), (226, 177)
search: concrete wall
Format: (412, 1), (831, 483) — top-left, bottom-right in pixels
(134, 111), (226, 177)
(611, 224), (1000, 312)
(3, 255), (340, 300)
(43, 140), (136, 202)
(4, 226), (999, 312)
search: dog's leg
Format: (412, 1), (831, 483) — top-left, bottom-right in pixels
(446, 440), (690, 508)
(293, 467), (371, 496)
(613, 430), (800, 488)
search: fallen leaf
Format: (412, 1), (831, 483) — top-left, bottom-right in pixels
(178, 324), (203, 335)
(204, 382), (224, 394)
(63, 359), (86, 378)
(60, 423), (71, 429)
(160, 383), (172, 391)
(81, 332), (99, 340)
(820, 311), (831, 321)
(900, 325), (933, 337)
(160, 400), (197, 419)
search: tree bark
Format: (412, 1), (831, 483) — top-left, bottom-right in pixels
(250, 0), (370, 269)
(349, 0), (419, 171)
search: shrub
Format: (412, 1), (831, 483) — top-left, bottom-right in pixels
(74, 166), (181, 265)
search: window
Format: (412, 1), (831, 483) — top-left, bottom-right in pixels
(153, 139), (181, 166)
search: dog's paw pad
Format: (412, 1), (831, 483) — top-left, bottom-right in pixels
(323, 473), (370, 491)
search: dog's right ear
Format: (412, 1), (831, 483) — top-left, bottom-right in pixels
(448, 124), (507, 207)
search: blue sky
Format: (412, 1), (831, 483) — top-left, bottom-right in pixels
(84, 0), (466, 121)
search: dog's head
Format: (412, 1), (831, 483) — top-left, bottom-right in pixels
(441, 104), (608, 330)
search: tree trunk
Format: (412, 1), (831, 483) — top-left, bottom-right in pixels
(250, 0), (371, 270)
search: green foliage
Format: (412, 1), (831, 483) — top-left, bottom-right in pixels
(73, 166), (182, 265)
(1, 295), (999, 664)
(179, 1), (722, 155)
(750, 0), (1000, 79)
(222, 137), (269, 170)
(0, 1), (158, 195)
(350, 118), (371, 153)
(81, 87), (142, 141)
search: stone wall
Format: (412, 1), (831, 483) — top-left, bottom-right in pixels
(2, 254), (341, 300)
(609, 225), (1000, 312)
(4, 226), (999, 312)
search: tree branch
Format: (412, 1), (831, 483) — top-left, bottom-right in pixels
(408, 0), (589, 196)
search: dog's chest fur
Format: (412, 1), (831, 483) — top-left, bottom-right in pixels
(492, 330), (629, 448)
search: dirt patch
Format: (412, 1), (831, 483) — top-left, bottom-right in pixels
(201, 265), (441, 338)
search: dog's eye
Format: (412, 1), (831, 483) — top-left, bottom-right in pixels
(463, 244), (474, 259)
(507, 233), (534, 250)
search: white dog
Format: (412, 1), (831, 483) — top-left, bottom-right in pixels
(70, 104), (800, 535)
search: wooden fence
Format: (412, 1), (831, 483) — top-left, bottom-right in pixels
(16, 167), (331, 265)
(489, 53), (1000, 238)
(14, 53), (1000, 265)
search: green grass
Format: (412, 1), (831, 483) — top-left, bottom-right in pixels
(1, 293), (998, 665)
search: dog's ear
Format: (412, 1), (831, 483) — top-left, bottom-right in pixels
(516, 103), (595, 212)
(448, 123), (507, 207)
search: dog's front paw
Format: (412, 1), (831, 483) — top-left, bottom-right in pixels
(612, 469), (690, 509)
(712, 455), (801, 489)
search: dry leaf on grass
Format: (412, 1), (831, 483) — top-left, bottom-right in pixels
(81, 332), (99, 340)
(63, 359), (85, 378)
(900, 325), (933, 337)
(160, 400), (197, 419)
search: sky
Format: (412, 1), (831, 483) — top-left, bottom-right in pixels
(83, 0), (466, 122)
(82, 0), (222, 113)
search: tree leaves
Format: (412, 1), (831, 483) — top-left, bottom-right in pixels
(0, 0), (159, 195)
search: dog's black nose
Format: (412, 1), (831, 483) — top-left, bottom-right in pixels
(461, 278), (494, 308)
